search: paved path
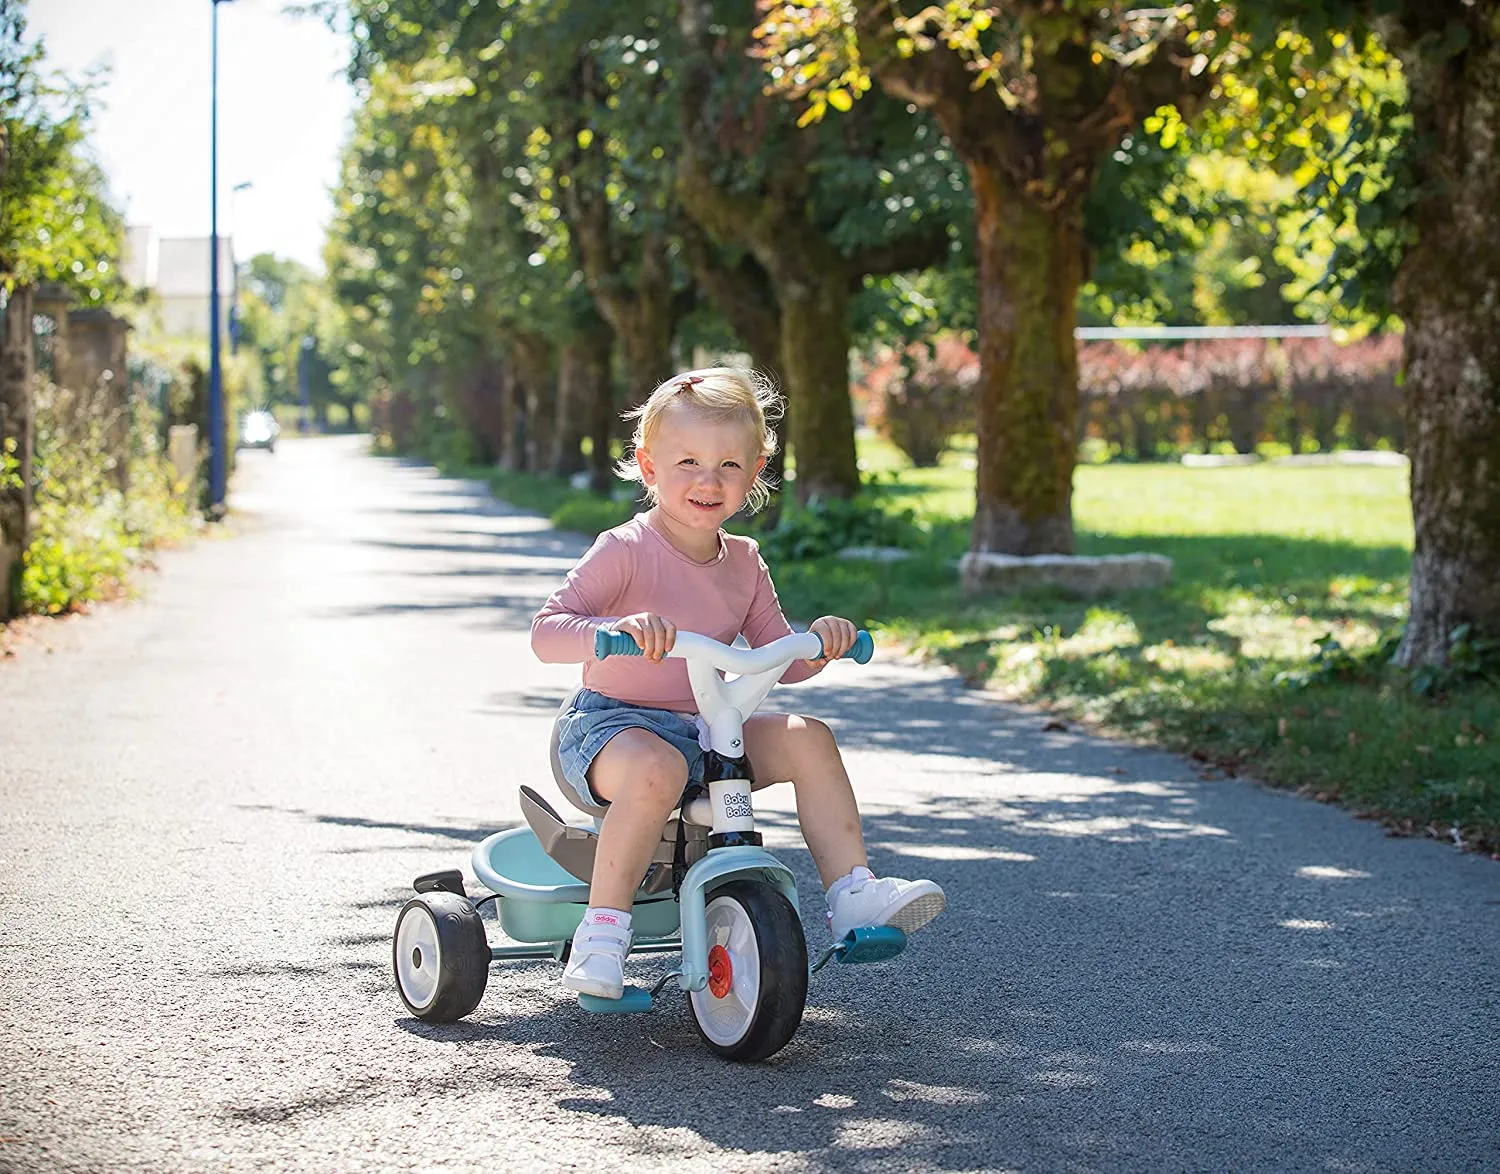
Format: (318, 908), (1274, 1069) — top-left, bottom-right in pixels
(1, 436), (1496, 1173)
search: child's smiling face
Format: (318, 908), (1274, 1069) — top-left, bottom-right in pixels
(638, 404), (766, 546)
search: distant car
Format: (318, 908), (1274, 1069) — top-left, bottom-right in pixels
(240, 410), (280, 453)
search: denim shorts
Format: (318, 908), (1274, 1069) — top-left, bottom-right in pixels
(555, 689), (708, 809)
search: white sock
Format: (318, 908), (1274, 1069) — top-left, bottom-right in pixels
(825, 866), (875, 904)
(580, 907), (632, 935)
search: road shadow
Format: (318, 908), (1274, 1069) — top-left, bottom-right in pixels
(213, 454), (1489, 1169)
(234, 803), (517, 847)
(215, 775), (1497, 1172)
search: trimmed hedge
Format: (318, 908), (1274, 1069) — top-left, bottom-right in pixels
(854, 334), (1405, 464)
(1080, 335), (1404, 459)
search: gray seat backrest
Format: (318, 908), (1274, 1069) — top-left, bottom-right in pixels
(537, 686), (711, 891)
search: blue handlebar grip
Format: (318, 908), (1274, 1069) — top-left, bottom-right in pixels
(594, 628), (644, 660)
(843, 629), (875, 664)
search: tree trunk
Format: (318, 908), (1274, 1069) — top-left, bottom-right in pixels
(551, 345), (586, 478)
(512, 332), (554, 474)
(553, 322), (613, 479)
(605, 241), (676, 413)
(677, 0), (860, 503)
(675, 145), (861, 502)
(0, 285), (34, 618)
(559, 113), (677, 417)
(1387, 7), (1500, 667)
(586, 336), (618, 497)
(968, 159), (1082, 553)
(452, 350), (507, 465)
(497, 365), (526, 472)
(772, 264), (859, 501)
(676, 220), (789, 517)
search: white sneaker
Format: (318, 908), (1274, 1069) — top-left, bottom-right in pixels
(828, 868), (946, 941)
(562, 919), (632, 1000)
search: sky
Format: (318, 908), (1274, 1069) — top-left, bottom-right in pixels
(28, 0), (355, 274)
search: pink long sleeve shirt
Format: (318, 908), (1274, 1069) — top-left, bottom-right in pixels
(531, 512), (817, 711)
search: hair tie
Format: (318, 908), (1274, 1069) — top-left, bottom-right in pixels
(674, 375), (704, 391)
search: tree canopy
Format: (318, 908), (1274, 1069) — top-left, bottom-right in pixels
(0, 0), (124, 305)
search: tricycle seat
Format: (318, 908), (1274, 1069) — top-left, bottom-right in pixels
(519, 784), (708, 895)
(529, 686), (712, 892)
(471, 826), (682, 944)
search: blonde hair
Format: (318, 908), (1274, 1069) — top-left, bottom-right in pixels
(616, 367), (782, 514)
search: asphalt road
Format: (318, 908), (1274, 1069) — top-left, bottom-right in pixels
(1, 436), (1496, 1174)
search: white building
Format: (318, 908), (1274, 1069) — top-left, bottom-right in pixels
(126, 226), (236, 341)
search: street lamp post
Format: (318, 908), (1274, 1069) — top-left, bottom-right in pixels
(228, 181), (251, 357)
(208, 0), (235, 514)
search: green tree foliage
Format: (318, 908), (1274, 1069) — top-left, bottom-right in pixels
(237, 253), (357, 427)
(758, 0), (1499, 669)
(758, 2), (1228, 553)
(325, 5), (615, 471)
(678, 0), (968, 500)
(0, 1), (123, 303)
(316, 0), (972, 499)
(1079, 26), (1407, 332)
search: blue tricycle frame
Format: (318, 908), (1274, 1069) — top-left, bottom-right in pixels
(391, 626), (907, 1062)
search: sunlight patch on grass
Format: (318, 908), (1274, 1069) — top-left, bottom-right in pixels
(1142, 642), (1239, 674)
(1205, 608), (1386, 661)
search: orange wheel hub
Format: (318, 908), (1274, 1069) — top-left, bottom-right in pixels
(707, 944), (733, 998)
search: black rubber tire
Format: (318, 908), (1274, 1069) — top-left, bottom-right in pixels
(686, 880), (808, 1062)
(392, 892), (489, 1022)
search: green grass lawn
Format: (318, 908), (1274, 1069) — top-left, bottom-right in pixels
(779, 436), (1497, 853)
(469, 436), (1499, 854)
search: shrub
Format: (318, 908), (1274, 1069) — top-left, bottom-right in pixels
(550, 495), (635, 536)
(856, 335), (978, 467)
(1078, 335), (1404, 458)
(134, 339), (258, 508)
(751, 494), (926, 563)
(856, 335), (1404, 461)
(21, 375), (197, 615)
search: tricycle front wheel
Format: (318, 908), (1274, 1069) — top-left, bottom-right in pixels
(687, 880), (808, 1062)
(393, 892), (488, 1021)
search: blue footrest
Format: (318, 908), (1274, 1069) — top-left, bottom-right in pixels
(837, 925), (907, 965)
(577, 986), (654, 1014)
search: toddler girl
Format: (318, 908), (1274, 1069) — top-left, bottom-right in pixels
(531, 367), (945, 1000)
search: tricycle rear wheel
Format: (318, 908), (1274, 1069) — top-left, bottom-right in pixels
(686, 880), (807, 1062)
(393, 892), (488, 1021)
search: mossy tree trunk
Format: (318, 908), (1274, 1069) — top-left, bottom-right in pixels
(771, 257), (858, 501)
(1384, 5), (1500, 666)
(573, 219), (677, 415)
(676, 147), (860, 500)
(968, 159), (1083, 552)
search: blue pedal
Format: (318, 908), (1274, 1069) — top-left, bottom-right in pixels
(836, 925), (907, 965)
(577, 986), (654, 1014)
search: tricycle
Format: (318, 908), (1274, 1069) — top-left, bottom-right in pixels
(391, 625), (907, 1062)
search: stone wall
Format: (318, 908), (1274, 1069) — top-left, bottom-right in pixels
(64, 309), (132, 491)
(0, 286), (36, 620)
(0, 286), (134, 618)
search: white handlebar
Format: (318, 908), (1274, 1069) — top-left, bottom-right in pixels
(664, 630), (823, 676)
(591, 626), (872, 757)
